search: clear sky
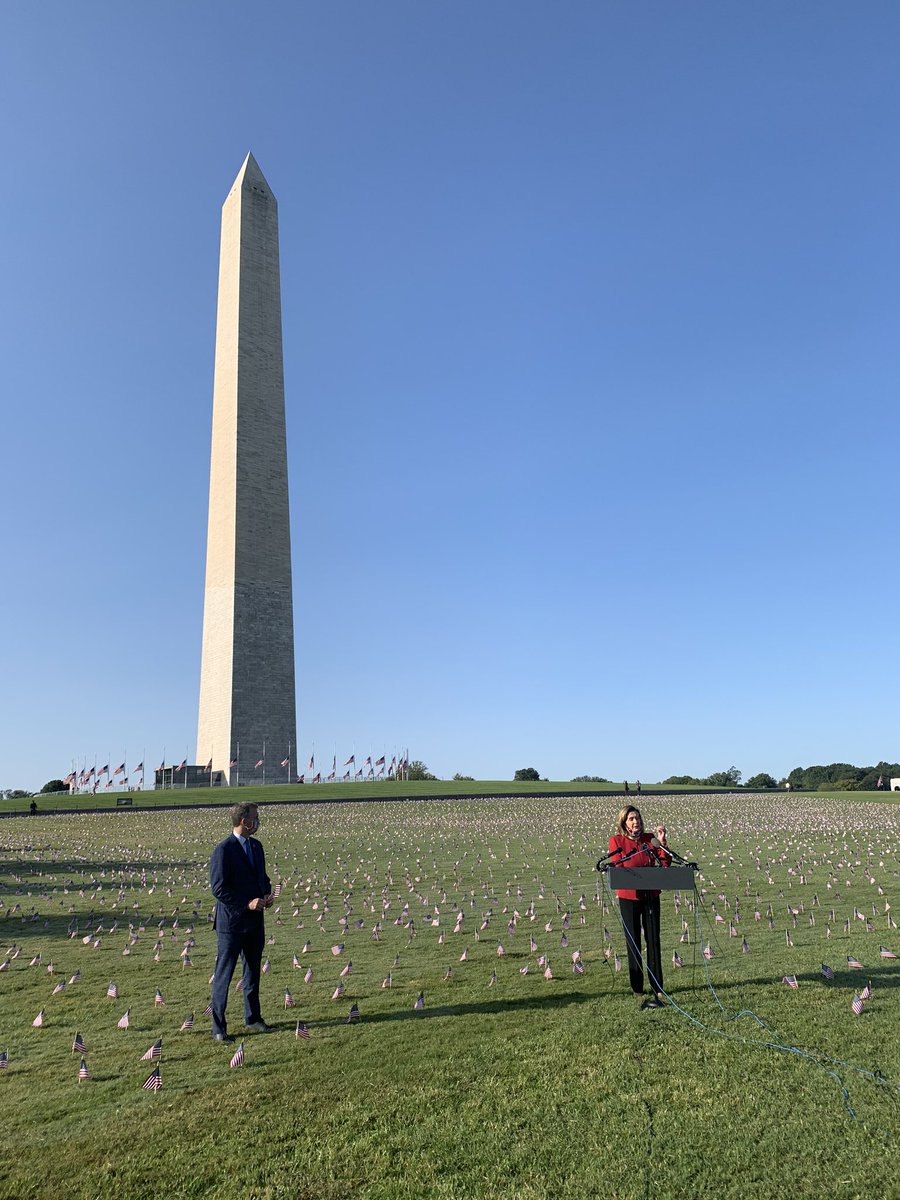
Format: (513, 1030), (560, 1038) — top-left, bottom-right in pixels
(3, 2), (899, 792)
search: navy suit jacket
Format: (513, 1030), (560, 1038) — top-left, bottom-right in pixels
(210, 834), (271, 934)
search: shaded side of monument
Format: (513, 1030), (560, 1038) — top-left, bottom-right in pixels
(196, 153), (297, 785)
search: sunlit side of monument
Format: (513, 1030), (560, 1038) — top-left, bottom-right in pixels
(196, 154), (297, 785)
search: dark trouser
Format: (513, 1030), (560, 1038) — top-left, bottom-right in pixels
(211, 919), (265, 1036)
(619, 895), (663, 995)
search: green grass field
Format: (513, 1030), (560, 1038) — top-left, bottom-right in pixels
(0, 793), (897, 1199)
(3, 778), (652, 814)
(6, 778), (893, 816)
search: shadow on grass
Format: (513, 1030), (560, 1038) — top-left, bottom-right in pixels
(670, 967), (900, 991)
(275, 989), (596, 1032)
(0, 857), (202, 875)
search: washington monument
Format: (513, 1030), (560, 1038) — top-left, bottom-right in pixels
(197, 153), (297, 784)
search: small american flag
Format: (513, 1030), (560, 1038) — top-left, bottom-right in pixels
(703, 943), (713, 960)
(295, 1021), (310, 1040)
(78, 1058), (89, 1081)
(155, 989), (165, 1006)
(414, 992), (425, 1010)
(347, 1003), (360, 1023)
(821, 963), (835, 981)
(880, 946), (897, 959)
(782, 975), (799, 989)
(141, 1065), (162, 1090)
(262, 958), (271, 974)
(304, 968), (313, 984)
(847, 955), (863, 969)
(284, 990), (295, 1008)
(0, 1050), (7, 1069)
(72, 1032), (87, 1053)
(851, 993), (864, 1016)
(32, 1010), (44, 1028)
(117, 1009), (130, 1029)
(141, 1038), (162, 1061)
(672, 952), (683, 968)
(107, 982), (118, 998)
(179, 1014), (194, 1031)
(229, 1042), (245, 1069)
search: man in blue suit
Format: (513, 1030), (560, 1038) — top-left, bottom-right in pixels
(209, 802), (273, 1041)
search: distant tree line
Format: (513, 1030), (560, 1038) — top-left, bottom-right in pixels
(786, 761), (900, 791)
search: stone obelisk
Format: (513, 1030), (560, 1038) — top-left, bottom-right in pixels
(197, 153), (296, 785)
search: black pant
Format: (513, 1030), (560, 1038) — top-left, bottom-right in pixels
(211, 919), (265, 1037)
(619, 895), (663, 995)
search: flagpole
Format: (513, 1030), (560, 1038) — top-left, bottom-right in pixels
(262, 738), (266, 787)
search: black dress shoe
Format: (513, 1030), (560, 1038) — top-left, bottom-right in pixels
(245, 1020), (273, 1033)
(213, 1033), (234, 1042)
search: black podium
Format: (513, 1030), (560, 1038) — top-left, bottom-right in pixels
(606, 865), (696, 891)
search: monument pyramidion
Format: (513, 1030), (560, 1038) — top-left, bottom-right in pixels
(197, 154), (297, 786)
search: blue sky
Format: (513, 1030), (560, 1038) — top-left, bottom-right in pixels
(2, 2), (899, 791)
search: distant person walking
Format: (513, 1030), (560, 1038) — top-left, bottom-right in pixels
(623, 781), (629, 796)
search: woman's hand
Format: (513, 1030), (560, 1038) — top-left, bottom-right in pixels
(655, 824), (667, 845)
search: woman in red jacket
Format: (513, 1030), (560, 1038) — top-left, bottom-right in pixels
(609, 805), (670, 1008)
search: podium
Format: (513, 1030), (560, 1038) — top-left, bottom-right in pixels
(606, 865), (696, 891)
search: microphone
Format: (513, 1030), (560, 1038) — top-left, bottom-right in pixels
(603, 842), (651, 870)
(650, 838), (698, 869)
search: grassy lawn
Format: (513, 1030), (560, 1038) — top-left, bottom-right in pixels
(0, 793), (897, 1199)
(6, 779), (896, 816)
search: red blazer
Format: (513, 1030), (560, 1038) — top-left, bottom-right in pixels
(608, 832), (670, 899)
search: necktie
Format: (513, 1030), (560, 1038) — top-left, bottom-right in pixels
(244, 839), (254, 869)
